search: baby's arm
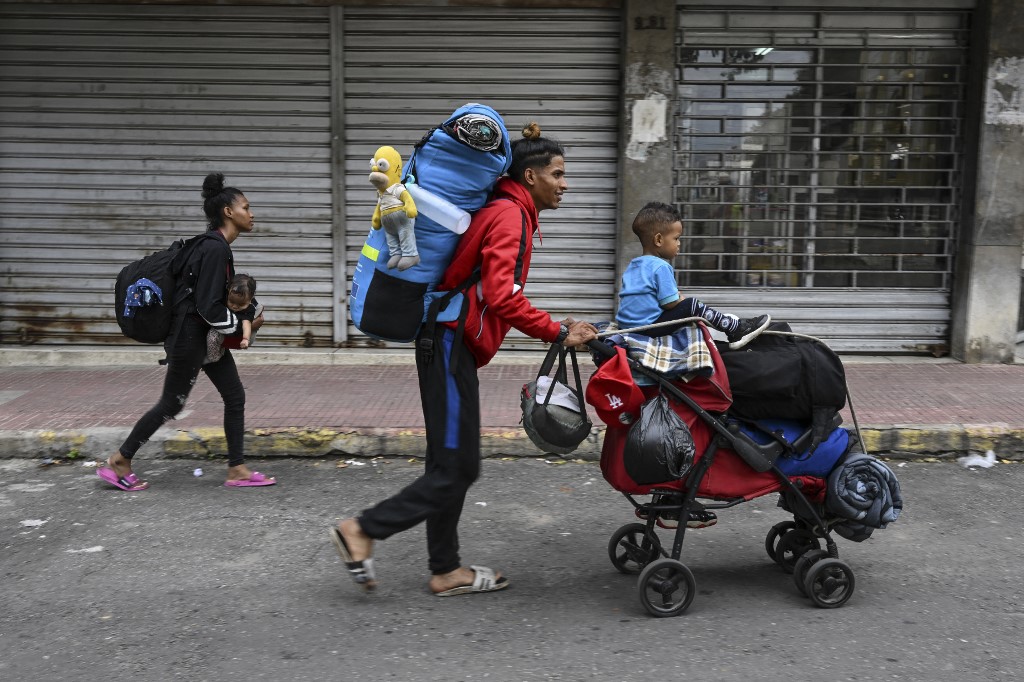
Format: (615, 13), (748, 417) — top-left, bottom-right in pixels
(240, 320), (252, 349)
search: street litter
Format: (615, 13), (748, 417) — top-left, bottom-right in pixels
(66, 546), (104, 554)
(957, 450), (996, 469)
(20, 519), (48, 528)
(41, 458), (99, 468)
(475, 502), (487, 507)
(193, 468), (204, 477)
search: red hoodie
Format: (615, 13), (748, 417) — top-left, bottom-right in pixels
(439, 177), (562, 367)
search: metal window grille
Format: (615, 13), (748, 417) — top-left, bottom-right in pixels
(673, 9), (969, 290)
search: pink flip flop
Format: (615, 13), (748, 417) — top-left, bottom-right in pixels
(224, 471), (277, 488)
(96, 466), (150, 492)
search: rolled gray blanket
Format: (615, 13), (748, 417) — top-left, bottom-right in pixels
(826, 453), (903, 535)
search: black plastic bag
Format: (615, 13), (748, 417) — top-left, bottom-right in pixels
(623, 393), (696, 485)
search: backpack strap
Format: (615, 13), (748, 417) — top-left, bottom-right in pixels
(170, 232), (217, 301)
(161, 232), (218, 357)
(419, 206), (529, 374)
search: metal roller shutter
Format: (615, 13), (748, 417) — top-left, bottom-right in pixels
(340, 5), (621, 348)
(0, 3), (332, 346)
(673, 6), (970, 353)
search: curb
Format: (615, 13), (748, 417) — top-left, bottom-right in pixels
(0, 426), (601, 462)
(5, 423), (1023, 463)
(856, 423), (1024, 459)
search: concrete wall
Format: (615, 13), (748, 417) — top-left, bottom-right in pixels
(616, 0), (676, 283)
(951, 0), (1024, 363)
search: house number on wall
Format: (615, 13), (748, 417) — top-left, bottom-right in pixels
(635, 15), (667, 30)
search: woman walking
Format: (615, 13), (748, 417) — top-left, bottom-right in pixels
(97, 173), (276, 490)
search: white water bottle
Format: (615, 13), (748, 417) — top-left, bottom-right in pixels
(406, 183), (471, 234)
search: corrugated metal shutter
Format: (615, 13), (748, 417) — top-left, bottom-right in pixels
(340, 5), (621, 348)
(673, 6), (970, 353)
(0, 3), (333, 346)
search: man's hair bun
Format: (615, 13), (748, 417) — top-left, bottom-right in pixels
(521, 122), (542, 140)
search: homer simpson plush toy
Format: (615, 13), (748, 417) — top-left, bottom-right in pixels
(369, 145), (419, 271)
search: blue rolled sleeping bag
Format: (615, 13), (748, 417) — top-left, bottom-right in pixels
(349, 103), (512, 342)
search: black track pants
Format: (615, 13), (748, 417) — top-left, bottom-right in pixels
(655, 297), (738, 335)
(357, 327), (481, 575)
(119, 316), (247, 466)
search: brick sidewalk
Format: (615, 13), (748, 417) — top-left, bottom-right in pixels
(2, 361), (1024, 461)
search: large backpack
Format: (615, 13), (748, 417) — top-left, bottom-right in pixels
(114, 234), (212, 343)
(349, 103), (513, 342)
(717, 322), (847, 451)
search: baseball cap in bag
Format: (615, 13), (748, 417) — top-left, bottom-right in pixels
(585, 345), (645, 426)
(521, 343), (592, 455)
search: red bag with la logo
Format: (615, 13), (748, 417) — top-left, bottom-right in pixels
(585, 346), (645, 426)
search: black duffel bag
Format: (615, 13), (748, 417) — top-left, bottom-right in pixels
(718, 322), (846, 451)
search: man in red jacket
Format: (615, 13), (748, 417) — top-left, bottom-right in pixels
(332, 123), (597, 596)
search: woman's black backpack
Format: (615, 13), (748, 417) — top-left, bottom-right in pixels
(114, 234), (212, 343)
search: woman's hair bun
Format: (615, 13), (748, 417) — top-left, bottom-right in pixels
(521, 122), (542, 140)
(202, 172), (226, 199)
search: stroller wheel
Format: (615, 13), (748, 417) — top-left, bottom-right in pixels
(638, 557), (696, 614)
(638, 558), (696, 618)
(793, 549), (829, 596)
(764, 521), (797, 562)
(804, 558), (856, 608)
(775, 529), (821, 574)
(608, 522), (659, 574)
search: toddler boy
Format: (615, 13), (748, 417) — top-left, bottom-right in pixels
(616, 201), (769, 350)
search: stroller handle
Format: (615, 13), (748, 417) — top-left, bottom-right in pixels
(585, 339), (617, 359)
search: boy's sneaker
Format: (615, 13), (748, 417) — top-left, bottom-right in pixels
(685, 510), (718, 529)
(727, 314), (771, 350)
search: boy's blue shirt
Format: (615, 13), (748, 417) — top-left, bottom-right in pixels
(616, 255), (680, 327)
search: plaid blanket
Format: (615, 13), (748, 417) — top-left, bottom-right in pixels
(599, 321), (715, 385)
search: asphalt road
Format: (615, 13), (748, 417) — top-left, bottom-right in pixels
(1, 456), (1020, 682)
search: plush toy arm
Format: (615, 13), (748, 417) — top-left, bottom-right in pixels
(400, 188), (418, 220)
(371, 202), (383, 229)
